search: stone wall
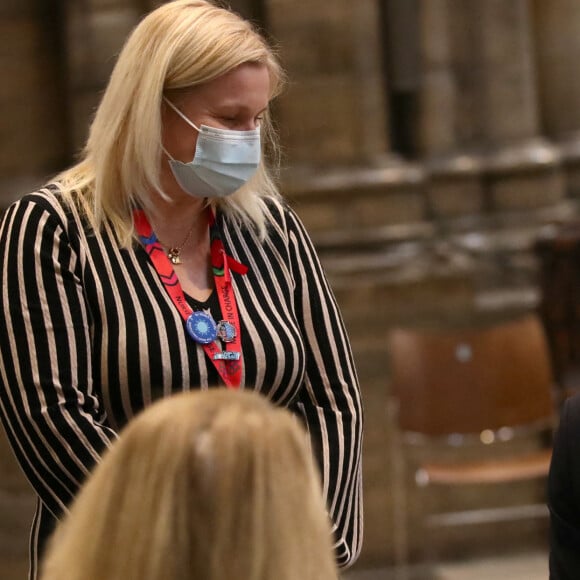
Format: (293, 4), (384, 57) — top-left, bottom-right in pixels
(267, 0), (579, 568)
(0, 0), (68, 206)
(2, 0), (580, 574)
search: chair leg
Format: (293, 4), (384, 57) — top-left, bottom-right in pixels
(415, 480), (441, 580)
(388, 401), (411, 580)
(388, 401), (440, 580)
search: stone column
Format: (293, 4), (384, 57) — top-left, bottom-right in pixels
(63, 0), (142, 151)
(474, 0), (564, 212)
(417, 0), (486, 219)
(267, 0), (389, 168)
(265, 2), (428, 566)
(532, 0), (580, 198)
(0, 0), (68, 207)
(418, 0), (564, 218)
(417, 0), (456, 159)
(265, 0), (426, 246)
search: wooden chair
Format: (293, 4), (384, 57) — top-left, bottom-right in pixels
(386, 313), (557, 576)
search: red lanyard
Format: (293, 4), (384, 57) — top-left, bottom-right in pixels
(134, 208), (247, 388)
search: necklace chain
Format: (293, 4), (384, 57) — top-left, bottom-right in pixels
(160, 223), (196, 265)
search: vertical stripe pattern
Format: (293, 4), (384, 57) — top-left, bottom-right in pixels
(0, 187), (363, 575)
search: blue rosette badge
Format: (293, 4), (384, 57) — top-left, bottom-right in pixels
(186, 311), (218, 344)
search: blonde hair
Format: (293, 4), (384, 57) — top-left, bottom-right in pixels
(40, 390), (338, 580)
(55, 0), (285, 245)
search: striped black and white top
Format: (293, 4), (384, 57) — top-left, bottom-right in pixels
(0, 186), (363, 577)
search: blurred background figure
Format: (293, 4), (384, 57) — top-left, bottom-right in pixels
(39, 389), (339, 580)
(548, 392), (580, 580)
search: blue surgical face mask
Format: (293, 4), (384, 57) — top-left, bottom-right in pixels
(163, 97), (261, 199)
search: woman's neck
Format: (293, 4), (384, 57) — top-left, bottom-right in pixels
(145, 192), (214, 300)
(146, 192), (208, 249)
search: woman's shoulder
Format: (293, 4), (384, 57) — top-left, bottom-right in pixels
(8, 183), (71, 218)
(219, 196), (312, 251)
(261, 195), (310, 234)
(260, 194), (287, 219)
(219, 196), (288, 236)
(3, 183), (89, 238)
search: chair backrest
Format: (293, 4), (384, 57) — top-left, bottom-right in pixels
(386, 314), (556, 437)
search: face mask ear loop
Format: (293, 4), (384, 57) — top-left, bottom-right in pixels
(163, 96), (202, 133)
(161, 144), (175, 161)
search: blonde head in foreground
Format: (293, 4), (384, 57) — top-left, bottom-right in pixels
(40, 389), (338, 580)
(56, 0), (285, 244)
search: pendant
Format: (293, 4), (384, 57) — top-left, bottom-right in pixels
(186, 311), (217, 344)
(167, 248), (181, 265)
(216, 321), (237, 343)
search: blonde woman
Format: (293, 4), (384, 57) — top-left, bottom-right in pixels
(39, 389), (339, 580)
(0, 1), (363, 578)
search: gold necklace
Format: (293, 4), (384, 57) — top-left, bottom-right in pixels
(161, 223), (196, 265)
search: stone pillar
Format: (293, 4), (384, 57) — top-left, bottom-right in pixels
(0, 4), (67, 569)
(265, 0), (426, 249)
(266, 2), (428, 566)
(417, 0), (486, 218)
(267, 0), (389, 168)
(473, 1), (538, 145)
(417, 0), (456, 159)
(418, 0), (564, 218)
(63, 0), (142, 151)
(0, 0), (68, 207)
(532, 0), (580, 198)
(474, 0), (564, 212)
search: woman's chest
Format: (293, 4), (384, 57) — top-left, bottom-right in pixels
(81, 241), (307, 426)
